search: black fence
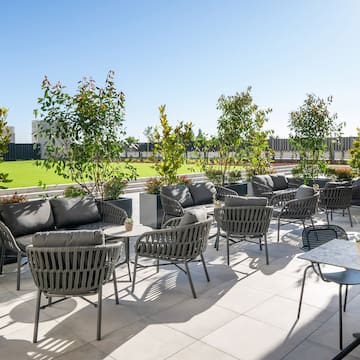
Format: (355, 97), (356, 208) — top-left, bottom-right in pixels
(3, 143), (41, 161)
(2, 137), (356, 161)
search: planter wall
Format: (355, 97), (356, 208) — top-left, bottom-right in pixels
(108, 197), (132, 217)
(225, 183), (248, 196)
(139, 193), (163, 229)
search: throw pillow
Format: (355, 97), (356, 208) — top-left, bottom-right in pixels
(0, 199), (55, 237)
(295, 185), (315, 200)
(179, 208), (207, 225)
(161, 184), (194, 208)
(188, 182), (216, 205)
(50, 196), (101, 229)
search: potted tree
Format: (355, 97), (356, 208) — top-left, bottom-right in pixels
(139, 105), (193, 228)
(289, 94), (344, 185)
(103, 177), (132, 216)
(34, 70), (137, 207)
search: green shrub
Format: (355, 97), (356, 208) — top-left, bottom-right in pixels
(64, 185), (87, 198)
(103, 177), (128, 200)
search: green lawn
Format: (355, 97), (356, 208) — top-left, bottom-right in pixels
(0, 161), (201, 189)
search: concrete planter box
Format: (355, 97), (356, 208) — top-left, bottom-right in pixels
(108, 197), (132, 217)
(225, 183), (248, 196)
(139, 193), (163, 229)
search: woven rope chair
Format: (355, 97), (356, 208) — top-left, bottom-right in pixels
(160, 186), (237, 225)
(275, 193), (319, 242)
(214, 206), (273, 266)
(27, 242), (122, 343)
(131, 217), (212, 298)
(319, 186), (353, 227)
(0, 199), (127, 291)
(297, 225), (360, 350)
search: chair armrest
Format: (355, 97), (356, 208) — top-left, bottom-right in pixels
(160, 193), (184, 218)
(0, 220), (23, 254)
(215, 186), (237, 201)
(96, 200), (127, 225)
(269, 190), (296, 206)
(162, 217), (183, 228)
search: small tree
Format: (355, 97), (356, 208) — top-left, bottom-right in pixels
(0, 107), (11, 184)
(289, 94), (344, 184)
(205, 87), (273, 184)
(152, 105), (193, 185)
(349, 128), (360, 177)
(34, 70), (137, 198)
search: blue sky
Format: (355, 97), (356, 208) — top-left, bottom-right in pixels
(1, 0), (359, 143)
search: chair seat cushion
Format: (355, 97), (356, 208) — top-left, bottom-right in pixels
(295, 185), (315, 199)
(179, 208), (207, 225)
(16, 234), (34, 252)
(224, 195), (268, 207)
(32, 230), (104, 247)
(188, 182), (216, 205)
(0, 199), (55, 237)
(253, 175), (274, 189)
(50, 197), (101, 229)
(270, 174), (288, 190)
(161, 185), (194, 208)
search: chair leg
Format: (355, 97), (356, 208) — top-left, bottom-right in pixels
(326, 210), (330, 225)
(331, 209), (333, 221)
(113, 270), (119, 305)
(297, 264), (313, 319)
(310, 217), (314, 228)
(0, 244), (4, 275)
(200, 254), (210, 282)
(339, 284), (343, 350)
(156, 258), (160, 273)
(264, 234), (269, 265)
(277, 217), (281, 242)
(16, 252), (22, 291)
(131, 254), (138, 293)
(226, 233), (230, 266)
(259, 236), (262, 251)
(125, 238), (131, 282)
(215, 225), (220, 251)
(33, 289), (42, 343)
(97, 286), (102, 341)
(348, 207), (353, 227)
(344, 285), (348, 312)
(48, 297), (52, 306)
(184, 259), (196, 298)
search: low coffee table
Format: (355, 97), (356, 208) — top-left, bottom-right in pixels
(104, 224), (153, 281)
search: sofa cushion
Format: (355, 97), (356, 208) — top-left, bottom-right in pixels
(50, 197), (101, 229)
(161, 185), (194, 208)
(32, 230), (104, 247)
(188, 182), (216, 205)
(179, 208), (207, 225)
(225, 195), (268, 207)
(295, 185), (315, 199)
(252, 175), (274, 190)
(0, 199), (55, 237)
(270, 174), (288, 191)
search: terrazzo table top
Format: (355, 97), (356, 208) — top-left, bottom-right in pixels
(299, 239), (360, 270)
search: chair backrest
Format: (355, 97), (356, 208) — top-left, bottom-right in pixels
(320, 186), (353, 210)
(302, 225), (348, 250)
(26, 243), (122, 295)
(136, 217), (213, 261)
(216, 206), (273, 236)
(282, 193), (319, 219)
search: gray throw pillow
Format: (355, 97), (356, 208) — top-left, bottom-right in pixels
(32, 230), (104, 247)
(179, 208), (207, 225)
(50, 196), (101, 229)
(295, 185), (315, 199)
(0, 199), (55, 237)
(161, 184), (194, 208)
(224, 195), (268, 207)
(188, 182), (216, 205)
(270, 174), (288, 190)
(253, 175), (274, 188)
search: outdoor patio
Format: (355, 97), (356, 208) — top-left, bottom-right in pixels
(0, 193), (359, 360)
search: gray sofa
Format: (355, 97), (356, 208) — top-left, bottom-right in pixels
(0, 196), (127, 290)
(160, 182), (237, 224)
(251, 174), (299, 205)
